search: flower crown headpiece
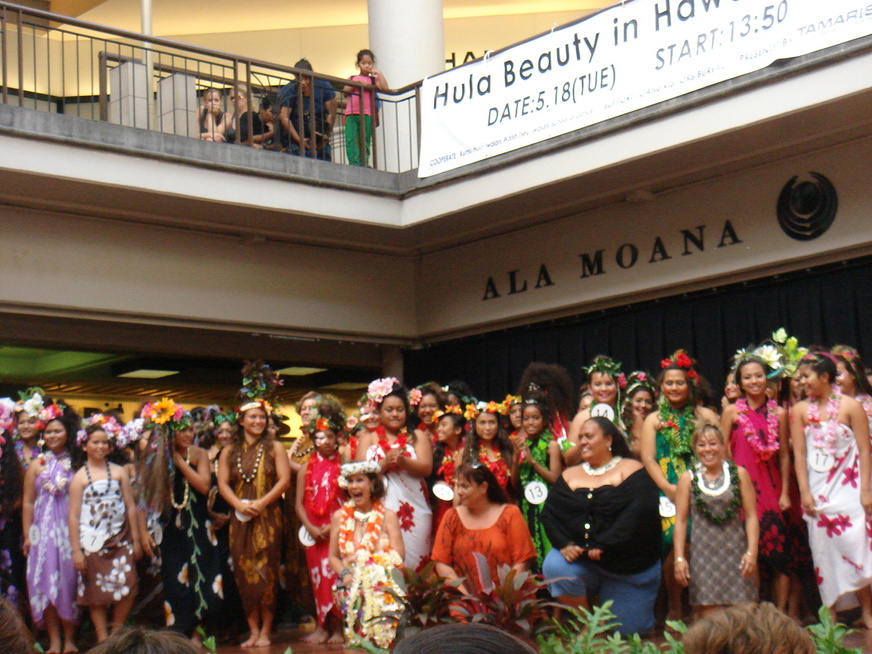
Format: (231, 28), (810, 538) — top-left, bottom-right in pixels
(732, 343), (785, 379)
(734, 328), (807, 378)
(831, 344), (860, 362)
(367, 377), (400, 405)
(584, 356), (627, 388)
(212, 408), (236, 427)
(502, 394), (522, 410)
(37, 404), (64, 427)
(77, 413), (122, 446)
(306, 409), (346, 436)
(117, 417), (145, 449)
(238, 399), (274, 415)
(237, 361), (282, 417)
(433, 405), (463, 422)
(14, 387), (46, 418)
(464, 400), (508, 420)
(624, 371), (656, 398)
(802, 351), (839, 367)
(338, 460), (382, 488)
(661, 349), (699, 384)
(141, 398), (192, 431)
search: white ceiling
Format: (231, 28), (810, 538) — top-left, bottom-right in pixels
(78, 0), (616, 36)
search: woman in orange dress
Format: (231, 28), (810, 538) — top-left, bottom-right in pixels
(432, 462), (536, 593)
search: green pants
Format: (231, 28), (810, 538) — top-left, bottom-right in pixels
(345, 114), (372, 166)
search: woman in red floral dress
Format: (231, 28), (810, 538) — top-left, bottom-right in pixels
(295, 401), (346, 644)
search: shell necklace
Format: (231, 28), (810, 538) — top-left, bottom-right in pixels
(171, 447), (191, 512)
(237, 440), (266, 484)
(582, 455), (623, 476)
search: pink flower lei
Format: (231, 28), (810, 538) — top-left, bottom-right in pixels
(807, 387), (842, 455)
(735, 398), (779, 462)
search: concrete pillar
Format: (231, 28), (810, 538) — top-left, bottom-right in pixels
(381, 344), (404, 381)
(366, 0), (443, 171)
(156, 74), (198, 137)
(367, 0), (445, 87)
(108, 62), (149, 128)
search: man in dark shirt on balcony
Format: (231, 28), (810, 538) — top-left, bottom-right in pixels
(278, 58), (337, 161)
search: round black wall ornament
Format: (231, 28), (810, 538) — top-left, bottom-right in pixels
(776, 172), (838, 241)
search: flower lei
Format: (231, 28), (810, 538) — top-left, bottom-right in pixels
(15, 439), (40, 469)
(39, 451), (72, 496)
(437, 445), (458, 485)
(375, 426), (410, 468)
(657, 401), (695, 460)
(478, 444), (509, 488)
(808, 388), (842, 455)
(338, 499), (386, 558)
(691, 461), (742, 525)
(337, 499), (403, 649)
(735, 398), (780, 462)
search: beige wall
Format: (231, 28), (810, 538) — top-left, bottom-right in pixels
(0, 207), (417, 340)
(417, 136), (872, 338)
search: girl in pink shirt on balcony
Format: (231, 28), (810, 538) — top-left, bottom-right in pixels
(344, 49), (388, 166)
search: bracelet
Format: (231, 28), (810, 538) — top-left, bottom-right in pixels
(339, 568), (351, 579)
(675, 556), (685, 563)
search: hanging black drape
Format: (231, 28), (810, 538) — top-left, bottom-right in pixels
(404, 256), (872, 400)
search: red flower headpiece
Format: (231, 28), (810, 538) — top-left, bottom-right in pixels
(661, 349), (699, 384)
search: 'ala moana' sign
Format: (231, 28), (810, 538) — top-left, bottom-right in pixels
(482, 220), (741, 301)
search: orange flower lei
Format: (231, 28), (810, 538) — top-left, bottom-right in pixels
(338, 499), (386, 559)
(478, 445), (510, 488)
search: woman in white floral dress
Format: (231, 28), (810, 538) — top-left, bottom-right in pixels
(69, 419), (141, 643)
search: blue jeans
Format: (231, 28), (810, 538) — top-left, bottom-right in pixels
(543, 548), (661, 636)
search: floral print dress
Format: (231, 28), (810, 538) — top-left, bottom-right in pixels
(76, 477), (138, 607)
(365, 433), (432, 571)
(27, 451), (78, 626)
(161, 469), (223, 634)
(804, 418), (872, 608)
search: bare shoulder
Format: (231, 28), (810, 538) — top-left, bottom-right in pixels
(618, 458), (643, 474)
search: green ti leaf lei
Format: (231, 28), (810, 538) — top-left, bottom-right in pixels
(691, 461), (742, 525)
(658, 401), (695, 460)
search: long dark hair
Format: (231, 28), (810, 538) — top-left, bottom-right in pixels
(455, 462), (507, 505)
(0, 434), (23, 515)
(463, 411), (513, 467)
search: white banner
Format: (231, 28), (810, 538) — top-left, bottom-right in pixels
(418, 0), (872, 177)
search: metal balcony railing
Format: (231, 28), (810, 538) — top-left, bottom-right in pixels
(0, 1), (421, 172)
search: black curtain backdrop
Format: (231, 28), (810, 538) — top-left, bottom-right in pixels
(404, 255), (872, 401)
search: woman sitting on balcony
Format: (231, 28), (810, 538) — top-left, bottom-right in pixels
(199, 88), (230, 143)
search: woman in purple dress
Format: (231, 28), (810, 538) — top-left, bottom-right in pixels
(22, 404), (81, 654)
